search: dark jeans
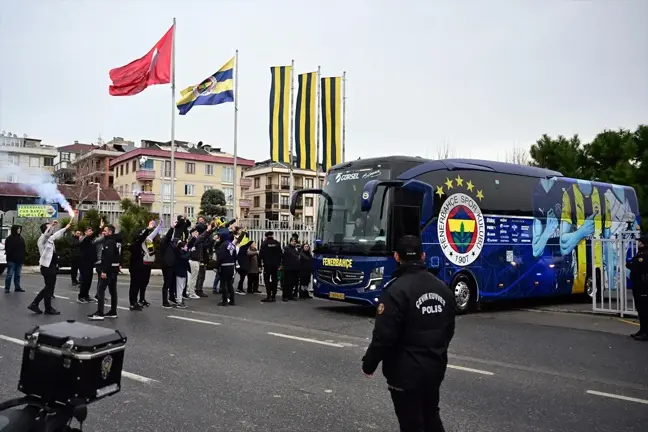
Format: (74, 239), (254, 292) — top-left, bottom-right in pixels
(237, 269), (247, 292)
(283, 270), (299, 299)
(96, 269), (118, 314)
(162, 266), (175, 303)
(220, 267), (235, 304)
(263, 267), (278, 299)
(390, 385), (445, 432)
(78, 264), (94, 299)
(212, 270), (220, 293)
(195, 264), (207, 293)
(247, 273), (259, 293)
(71, 259), (80, 284)
(633, 289), (648, 334)
(5, 262), (23, 291)
(33, 265), (56, 310)
(130, 264), (152, 305)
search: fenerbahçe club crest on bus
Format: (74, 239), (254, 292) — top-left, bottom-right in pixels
(436, 177), (486, 267)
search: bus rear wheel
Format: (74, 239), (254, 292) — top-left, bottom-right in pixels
(452, 273), (477, 314)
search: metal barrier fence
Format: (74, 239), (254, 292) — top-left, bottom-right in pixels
(244, 228), (316, 248)
(591, 232), (639, 317)
(238, 218), (315, 231)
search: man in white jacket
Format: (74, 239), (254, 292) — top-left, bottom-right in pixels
(28, 220), (70, 315)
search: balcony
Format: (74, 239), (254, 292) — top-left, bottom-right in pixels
(136, 169), (156, 181)
(265, 203), (279, 210)
(138, 192), (156, 204)
(239, 199), (251, 208)
(265, 184), (279, 190)
(239, 178), (252, 189)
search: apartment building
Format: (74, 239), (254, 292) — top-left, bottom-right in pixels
(0, 132), (57, 182)
(54, 141), (96, 184)
(110, 139), (254, 221)
(242, 159), (325, 227)
(70, 137), (135, 188)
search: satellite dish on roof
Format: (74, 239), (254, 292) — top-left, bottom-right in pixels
(187, 142), (196, 149)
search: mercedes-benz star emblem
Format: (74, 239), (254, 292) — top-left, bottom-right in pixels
(332, 270), (343, 285)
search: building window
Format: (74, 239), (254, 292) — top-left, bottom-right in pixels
(132, 160), (137, 172)
(124, 184), (129, 195)
(305, 216), (313, 225)
(8, 154), (19, 165)
(185, 162), (196, 174)
(204, 164), (214, 176)
(267, 176), (273, 187)
(184, 206), (195, 218)
(115, 168), (118, 178)
(162, 183), (171, 201)
(120, 165), (124, 176)
(222, 166), (234, 184)
(184, 184), (195, 196)
(125, 163), (129, 175)
(61, 153), (70, 162)
(253, 177), (260, 188)
(140, 159), (154, 170)
(223, 187), (234, 205)
(43, 157), (54, 167)
(9, 174), (18, 183)
(29, 156), (40, 168)
(253, 196), (260, 207)
(132, 182), (137, 194)
(204, 185), (213, 192)
(119, 185), (124, 195)
(306, 178), (314, 188)
(281, 214), (289, 222)
(305, 197), (314, 207)
(280, 195), (289, 206)
(281, 176), (289, 186)
(163, 161), (175, 177)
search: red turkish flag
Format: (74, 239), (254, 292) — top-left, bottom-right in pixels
(108, 25), (174, 96)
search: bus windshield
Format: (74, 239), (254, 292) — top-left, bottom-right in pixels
(315, 168), (391, 255)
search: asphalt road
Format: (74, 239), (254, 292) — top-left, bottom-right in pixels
(1, 273), (647, 432)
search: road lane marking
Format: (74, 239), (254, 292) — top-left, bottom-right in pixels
(30, 292), (70, 300)
(0, 334), (157, 384)
(167, 315), (221, 326)
(586, 390), (648, 405)
(618, 318), (640, 326)
(448, 365), (494, 376)
(116, 306), (129, 311)
(268, 332), (345, 347)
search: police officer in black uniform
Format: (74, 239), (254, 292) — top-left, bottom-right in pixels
(259, 231), (282, 303)
(626, 235), (648, 341)
(362, 235), (456, 432)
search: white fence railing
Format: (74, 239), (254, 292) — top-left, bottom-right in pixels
(238, 218), (315, 232)
(245, 228), (317, 248)
(591, 232), (639, 317)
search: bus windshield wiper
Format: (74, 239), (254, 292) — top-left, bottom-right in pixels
(327, 241), (367, 256)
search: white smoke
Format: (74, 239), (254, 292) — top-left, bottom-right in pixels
(0, 155), (75, 219)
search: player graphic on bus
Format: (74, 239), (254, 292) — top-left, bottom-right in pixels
(532, 178), (561, 258)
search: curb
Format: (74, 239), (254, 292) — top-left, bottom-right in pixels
(21, 266), (163, 276)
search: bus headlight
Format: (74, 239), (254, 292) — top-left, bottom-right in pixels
(367, 267), (384, 291)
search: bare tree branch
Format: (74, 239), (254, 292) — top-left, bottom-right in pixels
(69, 155), (100, 207)
(505, 144), (530, 165)
(435, 140), (455, 159)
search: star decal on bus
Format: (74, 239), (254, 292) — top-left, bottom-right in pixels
(455, 175), (464, 187)
(466, 180), (474, 192)
(476, 190), (484, 201)
(445, 178), (454, 189)
(436, 185), (445, 197)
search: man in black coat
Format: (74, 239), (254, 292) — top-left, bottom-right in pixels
(70, 230), (82, 286)
(362, 235), (456, 432)
(259, 231), (282, 302)
(77, 226), (98, 303)
(4, 225), (25, 293)
(281, 237), (301, 301)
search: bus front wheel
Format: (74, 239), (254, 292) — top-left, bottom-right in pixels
(452, 273), (477, 314)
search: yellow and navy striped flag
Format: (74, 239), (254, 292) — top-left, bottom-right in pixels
(177, 57), (234, 115)
(321, 76), (342, 171)
(269, 65), (292, 163)
(295, 72), (317, 171)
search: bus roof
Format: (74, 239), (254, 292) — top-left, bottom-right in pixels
(329, 156), (563, 179)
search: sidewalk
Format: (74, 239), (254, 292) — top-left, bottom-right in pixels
(20, 266), (163, 276)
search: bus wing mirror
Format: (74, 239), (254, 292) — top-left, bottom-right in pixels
(290, 188), (334, 221)
(361, 180), (404, 212)
(402, 179), (435, 226)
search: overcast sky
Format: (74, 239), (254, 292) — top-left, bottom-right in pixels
(1, 0), (646, 163)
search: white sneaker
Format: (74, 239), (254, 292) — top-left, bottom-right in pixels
(189, 294), (200, 299)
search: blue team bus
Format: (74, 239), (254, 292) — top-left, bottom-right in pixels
(290, 156), (641, 313)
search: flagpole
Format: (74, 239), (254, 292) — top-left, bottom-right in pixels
(232, 49), (239, 219)
(288, 59), (295, 229)
(170, 18), (177, 222)
(342, 70), (346, 163)
(314, 65), (321, 228)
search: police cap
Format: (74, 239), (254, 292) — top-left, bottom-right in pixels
(396, 235), (423, 261)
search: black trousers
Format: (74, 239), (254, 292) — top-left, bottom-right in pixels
(263, 267), (278, 299)
(195, 264), (207, 293)
(220, 266), (235, 304)
(283, 270), (299, 299)
(129, 264), (152, 305)
(162, 266), (175, 302)
(247, 273), (259, 293)
(237, 269), (247, 292)
(633, 290), (648, 334)
(390, 386), (445, 432)
(33, 265), (56, 310)
(96, 269), (118, 314)
(78, 264), (94, 299)
(71, 259), (80, 284)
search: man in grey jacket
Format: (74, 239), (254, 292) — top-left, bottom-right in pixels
(28, 220), (70, 315)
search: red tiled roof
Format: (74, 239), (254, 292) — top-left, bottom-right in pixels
(58, 143), (96, 152)
(0, 182), (121, 202)
(109, 148), (255, 168)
